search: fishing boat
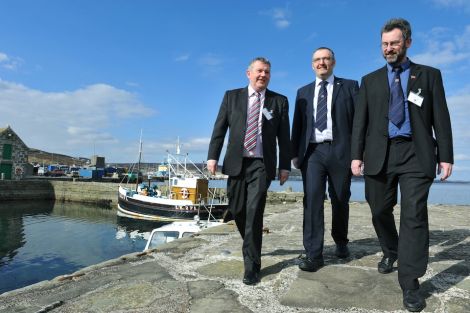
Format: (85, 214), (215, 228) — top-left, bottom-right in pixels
(117, 137), (229, 222)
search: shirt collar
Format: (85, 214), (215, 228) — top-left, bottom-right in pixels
(248, 85), (266, 98)
(315, 75), (334, 87)
(386, 58), (411, 73)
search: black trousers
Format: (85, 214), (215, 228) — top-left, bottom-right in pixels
(227, 158), (270, 273)
(301, 142), (351, 259)
(365, 137), (433, 290)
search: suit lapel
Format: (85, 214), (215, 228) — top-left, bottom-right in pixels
(240, 87), (249, 124)
(377, 66), (390, 119)
(263, 89), (273, 121)
(332, 77), (342, 116)
(305, 82), (315, 130)
(407, 62), (421, 93)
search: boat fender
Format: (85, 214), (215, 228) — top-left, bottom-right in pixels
(180, 188), (189, 199)
(15, 166), (23, 176)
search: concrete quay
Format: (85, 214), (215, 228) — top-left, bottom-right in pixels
(0, 201), (468, 313)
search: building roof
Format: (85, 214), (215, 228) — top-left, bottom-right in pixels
(0, 125), (29, 149)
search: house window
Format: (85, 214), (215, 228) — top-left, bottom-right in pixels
(2, 144), (12, 160)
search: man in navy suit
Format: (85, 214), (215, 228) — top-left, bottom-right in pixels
(291, 47), (358, 272)
(351, 18), (453, 312)
(207, 57), (291, 285)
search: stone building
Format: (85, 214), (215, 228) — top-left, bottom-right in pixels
(0, 125), (29, 180)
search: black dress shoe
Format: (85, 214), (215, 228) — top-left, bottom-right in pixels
(243, 271), (260, 285)
(298, 257), (324, 272)
(335, 244), (350, 258)
(403, 289), (425, 312)
(378, 256), (397, 274)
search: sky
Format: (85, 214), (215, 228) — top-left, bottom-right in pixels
(1, 0), (470, 181)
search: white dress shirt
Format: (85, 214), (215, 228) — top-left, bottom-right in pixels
(312, 75), (334, 143)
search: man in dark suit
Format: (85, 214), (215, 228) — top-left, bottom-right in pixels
(291, 47), (358, 272)
(207, 57), (291, 285)
(351, 18), (453, 312)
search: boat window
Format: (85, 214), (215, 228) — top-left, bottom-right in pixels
(181, 232), (195, 238)
(146, 231), (180, 249)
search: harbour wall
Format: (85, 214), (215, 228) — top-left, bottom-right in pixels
(0, 180), (118, 207)
(0, 180), (304, 207)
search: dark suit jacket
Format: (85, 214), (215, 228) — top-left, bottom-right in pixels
(207, 87), (291, 180)
(291, 77), (359, 169)
(351, 62), (454, 178)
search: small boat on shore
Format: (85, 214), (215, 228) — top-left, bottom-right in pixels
(117, 138), (229, 222)
(143, 218), (225, 250)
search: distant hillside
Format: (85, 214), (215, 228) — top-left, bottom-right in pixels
(28, 148), (90, 166)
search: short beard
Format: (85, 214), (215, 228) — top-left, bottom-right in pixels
(384, 47), (407, 66)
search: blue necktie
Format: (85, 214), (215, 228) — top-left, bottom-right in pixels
(316, 80), (328, 132)
(389, 67), (405, 127)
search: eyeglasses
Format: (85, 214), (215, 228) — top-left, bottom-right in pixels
(381, 40), (403, 49)
(312, 57), (332, 63)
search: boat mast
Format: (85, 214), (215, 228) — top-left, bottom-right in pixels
(136, 129), (143, 192)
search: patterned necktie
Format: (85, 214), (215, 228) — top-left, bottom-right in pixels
(244, 92), (261, 153)
(315, 80), (328, 132)
(389, 67), (405, 126)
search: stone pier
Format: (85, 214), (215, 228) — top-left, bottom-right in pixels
(0, 200), (468, 312)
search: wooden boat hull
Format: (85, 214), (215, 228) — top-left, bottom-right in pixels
(117, 191), (229, 222)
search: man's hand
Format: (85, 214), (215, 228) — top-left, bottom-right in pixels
(279, 170), (289, 186)
(292, 157), (299, 169)
(207, 159), (218, 176)
(351, 159), (363, 176)
(437, 162), (453, 181)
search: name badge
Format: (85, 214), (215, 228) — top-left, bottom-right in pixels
(262, 108), (273, 120)
(408, 88), (424, 107)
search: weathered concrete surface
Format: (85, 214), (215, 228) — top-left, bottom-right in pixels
(0, 201), (468, 313)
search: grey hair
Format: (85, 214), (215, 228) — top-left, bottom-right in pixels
(248, 57), (271, 70)
(381, 18), (412, 41)
(313, 47), (335, 60)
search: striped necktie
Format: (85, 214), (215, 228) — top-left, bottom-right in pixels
(315, 80), (328, 132)
(244, 92), (261, 153)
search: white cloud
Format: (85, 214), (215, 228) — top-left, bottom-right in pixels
(175, 53), (190, 62)
(455, 154), (470, 161)
(0, 79), (155, 157)
(197, 53), (224, 75)
(412, 26), (470, 67)
(0, 52), (7, 62)
(432, 0), (470, 12)
(125, 81), (140, 88)
(0, 51), (22, 70)
(261, 7), (291, 29)
(199, 53), (223, 67)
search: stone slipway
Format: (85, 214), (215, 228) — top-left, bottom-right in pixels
(0, 201), (469, 313)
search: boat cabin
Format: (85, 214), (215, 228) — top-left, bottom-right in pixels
(170, 177), (208, 203)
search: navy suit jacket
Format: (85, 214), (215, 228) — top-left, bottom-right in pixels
(207, 87), (291, 180)
(291, 77), (359, 169)
(351, 62), (453, 178)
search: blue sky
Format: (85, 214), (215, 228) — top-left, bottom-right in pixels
(1, 0), (470, 181)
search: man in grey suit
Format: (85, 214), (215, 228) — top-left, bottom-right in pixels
(207, 57), (291, 285)
(351, 18), (453, 312)
(291, 47), (358, 272)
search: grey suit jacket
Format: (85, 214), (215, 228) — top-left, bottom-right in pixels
(207, 87), (291, 180)
(291, 77), (359, 169)
(351, 62), (453, 178)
